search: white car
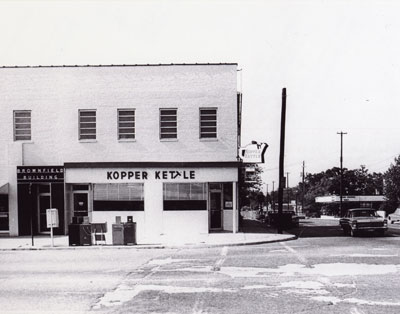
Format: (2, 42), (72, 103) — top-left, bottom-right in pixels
(388, 208), (400, 224)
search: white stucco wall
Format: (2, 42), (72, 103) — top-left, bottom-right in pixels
(0, 64), (238, 166)
(0, 64), (239, 237)
(65, 167), (238, 241)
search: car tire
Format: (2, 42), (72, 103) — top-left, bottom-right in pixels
(350, 228), (357, 237)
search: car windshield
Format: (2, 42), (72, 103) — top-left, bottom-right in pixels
(351, 210), (377, 218)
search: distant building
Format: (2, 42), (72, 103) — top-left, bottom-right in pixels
(315, 195), (386, 211)
(0, 63), (242, 243)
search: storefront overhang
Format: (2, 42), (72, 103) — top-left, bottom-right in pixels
(0, 182), (8, 194)
(64, 162), (239, 184)
(315, 195), (386, 203)
(64, 161), (242, 168)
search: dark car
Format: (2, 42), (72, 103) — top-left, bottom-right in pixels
(267, 209), (299, 228)
(339, 208), (388, 237)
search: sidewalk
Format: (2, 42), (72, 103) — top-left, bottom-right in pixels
(0, 219), (296, 250)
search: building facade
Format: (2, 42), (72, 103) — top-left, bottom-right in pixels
(0, 63), (242, 243)
(315, 195), (386, 213)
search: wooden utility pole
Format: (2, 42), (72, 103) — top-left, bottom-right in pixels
(272, 181), (275, 210)
(337, 131), (347, 217)
(302, 161), (305, 213)
(286, 172), (290, 206)
(277, 88), (287, 234)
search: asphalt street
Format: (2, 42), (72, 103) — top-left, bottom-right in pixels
(1, 219), (400, 314)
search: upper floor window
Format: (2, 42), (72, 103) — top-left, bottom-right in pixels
(160, 108), (177, 140)
(79, 110), (96, 140)
(200, 108), (217, 139)
(13, 110), (31, 141)
(118, 109), (135, 140)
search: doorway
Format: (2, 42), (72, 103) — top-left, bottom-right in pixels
(37, 186), (51, 233)
(73, 192), (89, 218)
(209, 190), (222, 231)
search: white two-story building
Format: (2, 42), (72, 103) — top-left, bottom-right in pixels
(0, 63), (242, 243)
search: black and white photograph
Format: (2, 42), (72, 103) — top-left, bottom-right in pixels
(1, 1), (400, 313)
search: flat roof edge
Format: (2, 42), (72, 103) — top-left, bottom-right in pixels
(0, 63), (238, 69)
(64, 161), (241, 168)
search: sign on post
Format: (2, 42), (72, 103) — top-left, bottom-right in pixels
(46, 208), (59, 228)
(239, 141), (268, 164)
(46, 208), (59, 247)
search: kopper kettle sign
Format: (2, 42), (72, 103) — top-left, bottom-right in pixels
(239, 141), (268, 163)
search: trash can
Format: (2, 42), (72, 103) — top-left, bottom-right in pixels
(68, 223), (92, 246)
(123, 221), (136, 245)
(112, 223), (124, 245)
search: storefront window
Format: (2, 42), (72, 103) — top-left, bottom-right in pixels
(93, 183), (144, 211)
(163, 183), (207, 211)
(223, 183), (233, 209)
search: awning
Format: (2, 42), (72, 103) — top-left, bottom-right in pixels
(0, 182), (9, 194)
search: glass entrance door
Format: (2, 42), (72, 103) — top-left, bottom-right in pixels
(38, 194), (51, 233)
(210, 192), (222, 230)
(73, 193), (88, 218)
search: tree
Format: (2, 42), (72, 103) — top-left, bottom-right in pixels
(299, 165), (383, 215)
(383, 155), (400, 213)
(239, 163), (264, 209)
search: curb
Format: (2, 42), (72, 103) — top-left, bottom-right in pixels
(0, 235), (298, 251)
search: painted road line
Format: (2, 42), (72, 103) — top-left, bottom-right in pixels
(193, 246), (229, 313)
(212, 246), (229, 271)
(280, 242), (308, 265)
(350, 307), (366, 314)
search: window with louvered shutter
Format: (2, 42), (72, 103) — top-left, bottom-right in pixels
(160, 108), (177, 139)
(200, 108), (217, 138)
(118, 109), (135, 140)
(79, 110), (96, 140)
(14, 110), (31, 141)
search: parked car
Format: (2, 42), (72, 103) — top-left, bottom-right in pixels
(307, 212), (321, 218)
(267, 209), (299, 228)
(387, 208), (400, 224)
(339, 208), (388, 237)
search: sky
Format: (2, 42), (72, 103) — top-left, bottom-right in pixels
(1, 0), (400, 191)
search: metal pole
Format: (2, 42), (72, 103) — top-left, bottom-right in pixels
(337, 131), (347, 217)
(29, 183), (34, 247)
(50, 224), (54, 247)
(233, 181), (237, 233)
(278, 88), (287, 234)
